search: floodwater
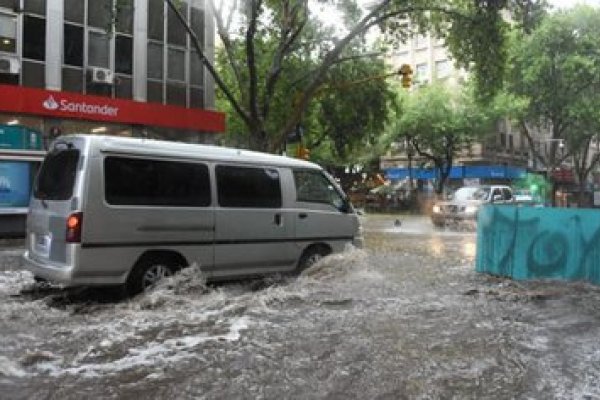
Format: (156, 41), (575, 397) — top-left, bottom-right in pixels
(1, 215), (600, 399)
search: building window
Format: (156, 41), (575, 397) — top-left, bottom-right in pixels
(21, 61), (44, 88)
(145, 0), (208, 108)
(190, 87), (204, 108)
(435, 60), (451, 79)
(24, 0), (46, 15)
(416, 63), (428, 82)
(414, 34), (428, 49)
(147, 80), (163, 103)
(148, 0), (164, 41)
(64, 0), (84, 24)
(64, 24), (84, 67)
(86, 79), (112, 97)
(23, 15), (46, 61)
(191, 6), (205, 48)
(115, 76), (132, 99)
(167, 1), (187, 46)
(167, 82), (186, 106)
(0, 0), (17, 9)
(190, 51), (204, 86)
(115, 35), (133, 74)
(147, 42), (164, 80)
(0, 13), (16, 53)
(87, 0), (111, 29)
(167, 47), (185, 81)
(87, 30), (110, 68)
(115, 0), (133, 34)
(62, 67), (83, 93)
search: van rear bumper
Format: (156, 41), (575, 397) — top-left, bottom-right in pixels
(22, 251), (125, 287)
(22, 250), (76, 286)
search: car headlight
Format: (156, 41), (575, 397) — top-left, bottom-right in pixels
(432, 205), (441, 213)
(464, 205), (478, 214)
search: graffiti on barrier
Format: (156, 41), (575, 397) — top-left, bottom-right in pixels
(476, 206), (600, 285)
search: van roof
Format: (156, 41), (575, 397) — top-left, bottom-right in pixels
(59, 134), (321, 169)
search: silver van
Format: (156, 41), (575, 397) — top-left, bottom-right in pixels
(23, 135), (363, 294)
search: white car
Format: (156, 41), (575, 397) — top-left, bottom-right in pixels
(431, 185), (514, 227)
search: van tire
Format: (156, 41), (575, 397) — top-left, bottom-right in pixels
(297, 245), (331, 272)
(125, 252), (186, 296)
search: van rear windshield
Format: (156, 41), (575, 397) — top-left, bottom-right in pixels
(34, 149), (80, 200)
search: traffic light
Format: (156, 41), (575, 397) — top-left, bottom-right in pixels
(399, 64), (413, 88)
(297, 145), (310, 160)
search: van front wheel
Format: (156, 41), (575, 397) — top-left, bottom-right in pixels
(297, 245), (330, 272)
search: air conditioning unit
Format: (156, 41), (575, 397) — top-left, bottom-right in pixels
(90, 67), (114, 85)
(0, 55), (20, 75)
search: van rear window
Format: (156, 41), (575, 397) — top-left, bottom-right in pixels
(34, 149), (80, 200)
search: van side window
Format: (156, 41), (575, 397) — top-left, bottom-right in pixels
(293, 170), (344, 210)
(104, 156), (210, 207)
(216, 165), (281, 208)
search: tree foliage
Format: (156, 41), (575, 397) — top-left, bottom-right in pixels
(385, 83), (497, 194)
(166, 0), (516, 154)
(504, 5), (600, 203)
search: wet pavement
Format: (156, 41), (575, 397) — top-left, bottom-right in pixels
(1, 214), (600, 399)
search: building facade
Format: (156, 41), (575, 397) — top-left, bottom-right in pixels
(0, 0), (225, 234)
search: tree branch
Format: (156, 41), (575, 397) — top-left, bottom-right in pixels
(246, 0), (262, 127)
(262, 0), (308, 121)
(209, 0), (246, 102)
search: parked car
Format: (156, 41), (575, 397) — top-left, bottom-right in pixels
(430, 185), (514, 227)
(23, 135), (363, 295)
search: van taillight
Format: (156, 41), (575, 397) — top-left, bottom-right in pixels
(66, 212), (83, 243)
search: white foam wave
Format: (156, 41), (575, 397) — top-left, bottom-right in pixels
(0, 271), (34, 296)
(0, 356), (29, 378)
(46, 316), (250, 378)
(301, 248), (381, 282)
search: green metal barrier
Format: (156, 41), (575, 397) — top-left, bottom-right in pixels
(476, 205), (600, 284)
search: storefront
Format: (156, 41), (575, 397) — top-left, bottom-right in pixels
(0, 84), (225, 236)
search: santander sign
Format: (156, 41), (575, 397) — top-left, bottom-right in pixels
(42, 95), (119, 117)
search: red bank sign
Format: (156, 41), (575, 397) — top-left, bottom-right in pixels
(0, 84), (225, 132)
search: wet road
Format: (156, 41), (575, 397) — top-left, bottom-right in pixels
(1, 215), (600, 399)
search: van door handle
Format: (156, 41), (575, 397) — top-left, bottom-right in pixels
(274, 213), (282, 226)
(298, 213), (308, 219)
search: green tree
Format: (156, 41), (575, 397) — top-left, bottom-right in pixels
(386, 83), (496, 195)
(215, 21), (396, 165)
(166, 0), (516, 153)
(505, 5), (600, 205)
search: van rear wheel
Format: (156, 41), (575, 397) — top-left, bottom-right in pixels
(126, 262), (175, 295)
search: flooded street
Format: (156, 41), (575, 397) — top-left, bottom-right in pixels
(2, 215), (600, 399)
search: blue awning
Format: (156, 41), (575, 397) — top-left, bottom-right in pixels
(385, 165), (527, 181)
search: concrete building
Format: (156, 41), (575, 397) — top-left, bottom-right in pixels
(0, 0), (225, 234)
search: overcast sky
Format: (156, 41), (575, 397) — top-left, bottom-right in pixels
(547, 0), (600, 9)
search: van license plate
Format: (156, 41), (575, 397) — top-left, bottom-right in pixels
(35, 234), (52, 257)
